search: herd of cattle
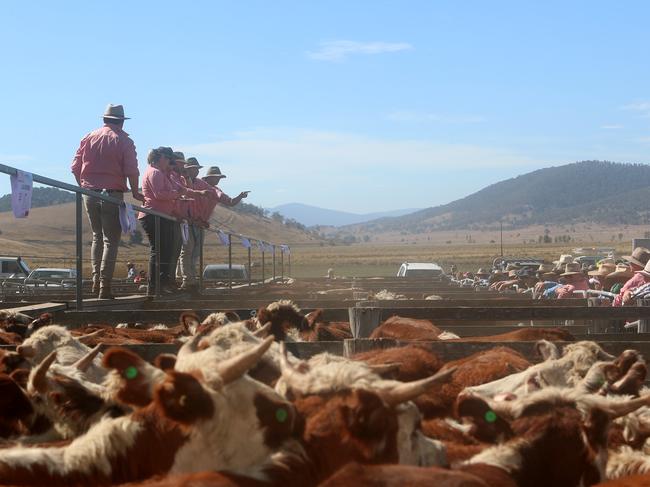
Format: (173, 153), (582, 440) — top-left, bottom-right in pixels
(1, 302), (650, 485)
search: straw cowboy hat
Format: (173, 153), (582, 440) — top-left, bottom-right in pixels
(476, 268), (490, 276)
(623, 247), (650, 268)
(553, 254), (574, 266)
(505, 264), (520, 271)
(588, 262), (617, 277)
(507, 270), (519, 278)
(560, 262), (583, 277)
(597, 258), (616, 266)
(103, 104), (130, 120)
(608, 264), (634, 280)
(636, 261), (650, 278)
(184, 157), (203, 169)
(204, 166), (227, 179)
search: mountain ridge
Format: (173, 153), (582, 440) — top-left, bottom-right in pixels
(269, 203), (421, 227)
(344, 161), (650, 234)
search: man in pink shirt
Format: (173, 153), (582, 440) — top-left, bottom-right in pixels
(554, 263), (590, 299)
(139, 147), (208, 295)
(71, 104), (144, 299)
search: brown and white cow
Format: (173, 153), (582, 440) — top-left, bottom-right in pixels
(369, 316), (444, 341)
(0, 337), (302, 486)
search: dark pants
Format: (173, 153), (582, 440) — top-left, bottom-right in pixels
(141, 216), (175, 293)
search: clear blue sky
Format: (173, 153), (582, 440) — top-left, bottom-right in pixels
(1, 1), (649, 213)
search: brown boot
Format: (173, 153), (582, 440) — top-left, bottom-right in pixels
(98, 284), (114, 300)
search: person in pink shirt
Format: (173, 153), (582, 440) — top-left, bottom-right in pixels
(554, 263), (590, 299)
(612, 248), (650, 306)
(71, 104), (144, 299)
(139, 147), (208, 295)
(177, 162), (249, 292)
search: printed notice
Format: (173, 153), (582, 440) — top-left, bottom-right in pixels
(10, 170), (33, 218)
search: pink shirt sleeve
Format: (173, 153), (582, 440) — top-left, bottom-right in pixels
(71, 134), (89, 181)
(120, 136), (139, 178)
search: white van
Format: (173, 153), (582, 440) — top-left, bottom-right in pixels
(397, 262), (444, 279)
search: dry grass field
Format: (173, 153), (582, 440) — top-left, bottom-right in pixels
(0, 202), (643, 279)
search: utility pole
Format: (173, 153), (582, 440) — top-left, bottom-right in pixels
(500, 221), (504, 257)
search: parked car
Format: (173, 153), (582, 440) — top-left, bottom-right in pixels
(397, 262), (444, 279)
(0, 256), (30, 279)
(203, 264), (249, 280)
(26, 268), (77, 288)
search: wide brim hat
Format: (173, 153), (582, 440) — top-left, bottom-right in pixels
(476, 268), (489, 276)
(103, 104), (130, 120)
(553, 254), (574, 265)
(609, 264), (635, 279)
(560, 263), (583, 277)
(623, 247), (650, 268)
(541, 271), (559, 280)
(588, 262), (617, 277)
(184, 157), (203, 169)
(635, 260), (650, 278)
(204, 166), (227, 179)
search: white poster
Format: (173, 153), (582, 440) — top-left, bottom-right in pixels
(119, 202), (137, 234)
(10, 170), (33, 218)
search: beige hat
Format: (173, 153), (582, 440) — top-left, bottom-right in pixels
(184, 157), (203, 169)
(553, 254), (574, 266)
(560, 262), (583, 277)
(476, 268), (489, 276)
(103, 104), (130, 120)
(608, 264), (634, 280)
(623, 247), (650, 268)
(636, 260), (650, 278)
(588, 262), (617, 277)
(505, 264), (520, 271)
(204, 166), (227, 179)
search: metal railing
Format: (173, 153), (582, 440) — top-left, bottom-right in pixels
(0, 163), (291, 309)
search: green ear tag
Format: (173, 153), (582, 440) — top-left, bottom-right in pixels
(484, 410), (497, 423)
(125, 366), (138, 380)
(276, 408), (288, 423)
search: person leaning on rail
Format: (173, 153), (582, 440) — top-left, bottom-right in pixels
(71, 104), (145, 300)
(138, 147), (209, 296)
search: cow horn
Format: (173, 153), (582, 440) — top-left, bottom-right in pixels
(178, 326), (212, 357)
(216, 336), (274, 385)
(367, 362), (402, 376)
(602, 394), (650, 419)
(535, 340), (559, 361)
(597, 348), (616, 361)
(73, 344), (102, 372)
(77, 329), (104, 344)
(31, 351), (58, 394)
(253, 322), (272, 337)
(378, 366), (457, 406)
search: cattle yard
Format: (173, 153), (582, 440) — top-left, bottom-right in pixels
(3, 276), (650, 486)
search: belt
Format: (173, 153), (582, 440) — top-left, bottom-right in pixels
(89, 189), (124, 193)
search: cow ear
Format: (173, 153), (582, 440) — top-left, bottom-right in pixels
(179, 312), (200, 335)
(154, 353), (177, 371)
(154, 371), (214, 425)
(103, 347), (163, 407)
(456, 395), (513, 443)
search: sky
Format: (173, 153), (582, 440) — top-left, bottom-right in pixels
(1, 0), (649, 213)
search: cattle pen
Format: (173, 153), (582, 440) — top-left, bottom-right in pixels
(5, 275), (650, 364)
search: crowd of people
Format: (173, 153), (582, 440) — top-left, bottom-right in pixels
(455, 246), (650, 307)
(71, 104), (249, 298)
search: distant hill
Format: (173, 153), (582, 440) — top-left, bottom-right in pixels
(348, 161), (650, 234)
(270, 203), (421, 227)
(0, 187), (75, 212)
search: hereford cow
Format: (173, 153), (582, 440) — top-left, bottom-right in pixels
(276, 344), (452, 467)
(0, 337), (302, 486)
(410, 346), (531, 418)
(16, 325), (106, 383)
(462, 341), (618, 400)
(255, 300), (308, 341)
(352, 345), (443, 382)
(321, 389), (650, 487)
(369, 316), (444, 341)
